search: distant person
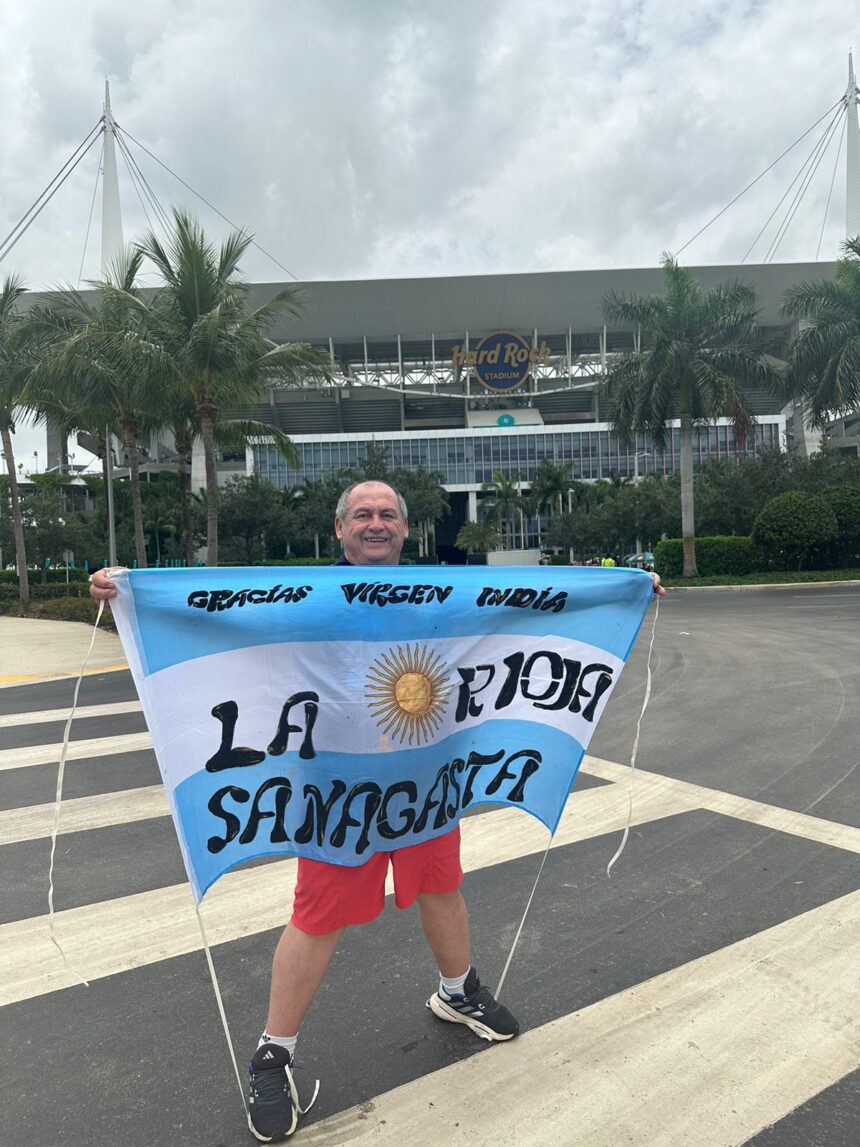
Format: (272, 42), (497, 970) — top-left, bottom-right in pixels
(600, 554), (616, 567)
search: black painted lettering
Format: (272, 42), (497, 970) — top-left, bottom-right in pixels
(329, 783), (383, 854)
(238, 777), (293, 845)
(520, 651), (564, 703)
(508, 588), (537, 608)
(572, 664), (614, 721)
(476, 587), (511, 607)
(294, 780), (348, 846)
(205, 701), (266, 772)
(455, 664), (496, 722)
(494, 651), (525, 710)
(340, 582), (367, 604)
(376, 780), (419, 839)
(461, 748), (506, 807)
(206, 785), (250, 853)
(506, 752), (541, 803)
(267, 692), (319, 760)
(413, 766), (450, 833)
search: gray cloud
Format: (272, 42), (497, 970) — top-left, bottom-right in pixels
(1, 0), (857, 463)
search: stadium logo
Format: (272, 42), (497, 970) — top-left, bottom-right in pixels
(451, 331), (550, 393)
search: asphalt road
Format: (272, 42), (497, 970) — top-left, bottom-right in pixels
(1, 585), (858, 1146)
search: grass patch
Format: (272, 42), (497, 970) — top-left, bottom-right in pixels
(663, 568), (860, 587)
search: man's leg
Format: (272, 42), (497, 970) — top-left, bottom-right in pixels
(408, 838), (519, 1044)
(265, 922), (344, 1036)
(416, 889), (470, 977)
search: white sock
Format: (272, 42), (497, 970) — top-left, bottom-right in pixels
(259, 1031), (298, 1058)
(439, 968), (470, 999)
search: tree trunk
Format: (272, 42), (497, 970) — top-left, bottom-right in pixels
(175, 435), (194, 566)
(121, 425), (148, 568)
(1, 421), (30, 613)
(679, 408), (699, 577)
(199, 407), (219, 566)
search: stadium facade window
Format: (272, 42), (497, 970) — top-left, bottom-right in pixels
(251, 417), (785, 491)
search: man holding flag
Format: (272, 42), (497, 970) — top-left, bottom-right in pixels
(91, 479), (664, 1142)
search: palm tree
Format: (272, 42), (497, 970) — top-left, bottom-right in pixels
(144, 508), (177, 564)
(603, 254), (776, 577)
(134, 209), (330, 565)
(782, 236), (860, 425)
(455, 520), (500, 554)
(0, 275), (32, 612)
(26, 250), (162, 568)
(533, 459), (574, 518)
(480, 470), (525, 548)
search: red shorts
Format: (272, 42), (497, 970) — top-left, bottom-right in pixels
(291, 826), (463, 935)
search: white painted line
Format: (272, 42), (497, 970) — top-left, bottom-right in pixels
(0, 731), (152, 772)
(0, 780), (695, 1007)
(0, 785), (168, 847)
(791, 592), (859, 598)
(300, 887), (860, 1147)
(582, 755), (860, 855)
(0, 700), (141, 729)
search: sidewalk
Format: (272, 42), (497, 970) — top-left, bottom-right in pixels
(0, 617), (127, 687)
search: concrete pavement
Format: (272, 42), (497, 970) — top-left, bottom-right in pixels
(0, 617), (126, 687)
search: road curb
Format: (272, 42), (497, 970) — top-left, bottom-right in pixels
(0, 663), (128, 689)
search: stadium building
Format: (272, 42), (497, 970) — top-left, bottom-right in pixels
(195, 261), (822, 559)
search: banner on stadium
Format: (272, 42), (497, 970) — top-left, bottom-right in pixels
(109, 565), (653, 901)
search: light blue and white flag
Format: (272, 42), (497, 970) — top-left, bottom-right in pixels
(110, 565), (653, 900)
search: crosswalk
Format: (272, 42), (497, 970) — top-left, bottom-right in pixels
(1, 672), (858, 1146)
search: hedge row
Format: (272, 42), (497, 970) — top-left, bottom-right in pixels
(0, 568), (90, 585)
(0, 582), (91, 604)
(653, 536), (760, 577)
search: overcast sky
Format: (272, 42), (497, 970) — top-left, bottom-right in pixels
(2, 0), (857, 467)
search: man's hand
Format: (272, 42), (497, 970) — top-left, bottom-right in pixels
(89, 567), (125, 602)
(650, 572), (665, 597)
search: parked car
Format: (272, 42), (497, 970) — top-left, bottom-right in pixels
(622, 551), (654, 568)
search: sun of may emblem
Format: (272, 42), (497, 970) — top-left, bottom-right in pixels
(366, 643), (451, 746)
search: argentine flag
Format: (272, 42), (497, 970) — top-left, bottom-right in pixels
(110, 565), (653, 900)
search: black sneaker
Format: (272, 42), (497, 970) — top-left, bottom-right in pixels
(426, 967), (520, 1041)
(247, 1043), (302, 1142)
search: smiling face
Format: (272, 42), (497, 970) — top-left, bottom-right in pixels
(335, 481), (409, 566)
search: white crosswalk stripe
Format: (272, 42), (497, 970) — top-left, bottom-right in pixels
(1, 692), (858, 1146)
(0, 700), (141, 728)
(0, 729), (152, 770)
(0, 775), (694, 1006)
(301, 888), (860, 1147)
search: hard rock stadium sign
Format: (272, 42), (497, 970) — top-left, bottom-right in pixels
(451, 330), (551, 393)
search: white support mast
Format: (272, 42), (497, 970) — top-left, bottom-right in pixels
(101, 80), (124, 272)
(846, 53), (860, 239)
(101, 79), (124, 564)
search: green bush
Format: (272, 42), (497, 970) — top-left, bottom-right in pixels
(0, 568), (90, 585)
(653, 535), (760, 576)
(752, 491), (839, 569)
(653, 539), (682, 576)
(819, 486), (860, 566)
(23, 597), (115, 627)
(0, 582), (91, 604)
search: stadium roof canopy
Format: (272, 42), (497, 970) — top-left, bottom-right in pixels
(251, 260), (833, 343)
